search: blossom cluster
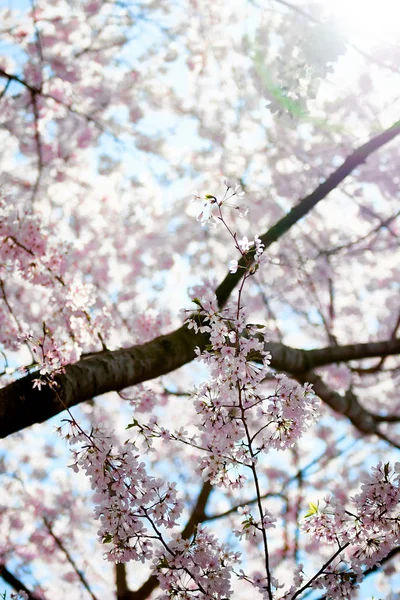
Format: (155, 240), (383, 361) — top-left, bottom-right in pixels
(60, 194), (321, 596)
(59, 191), (396, 599)
(63, 416), (241, 598)
(154, 527), (239, 600)
(0, 194), (113, 381)
(0, 195), (68, 286)
(182, 293), (318, 488)
(301, 462), (400, 597)
(64, 419), (183, 564)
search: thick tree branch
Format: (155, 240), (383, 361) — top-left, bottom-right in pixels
(116, 564), (129, 600)
(1, 330), (400, 439)
(296, 371), (379, 435)
(296, 371), (400, 450)
(0, 325), (206, 438)
(268, 337), (400, 373)
(1, 121), (400, 438)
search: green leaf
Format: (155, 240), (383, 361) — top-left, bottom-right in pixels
(157, 556), (170, 569)
(102, 534), (113, 544)
(126, 419), (140, 430)
(246, 349), (262, 361)
(304, 501), (319, 519)
(384, 462), (390, 478)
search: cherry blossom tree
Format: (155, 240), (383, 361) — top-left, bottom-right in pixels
(0, 1), (400, 599)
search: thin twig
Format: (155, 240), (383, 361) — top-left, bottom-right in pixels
(43, 517), (98, 600)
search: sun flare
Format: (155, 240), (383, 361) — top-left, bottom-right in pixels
(331, 0), (400, 45)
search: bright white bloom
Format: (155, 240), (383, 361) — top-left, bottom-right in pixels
(229, 259), (239, 273)
(238, 236), (251, 252)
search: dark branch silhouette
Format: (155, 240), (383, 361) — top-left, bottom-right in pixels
(0, 564), (42, 600)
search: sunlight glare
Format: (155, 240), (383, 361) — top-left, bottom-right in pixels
(331, 0), (400, 45)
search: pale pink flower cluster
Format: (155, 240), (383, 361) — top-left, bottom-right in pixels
(301, 462), (400, 596)
(248, 571), (278, 599)
(0, 194), (113, 378)
(193, 177), (246, 228)
(183, 295), (317, 488)
(229, 235), (265, 274)
(257, 374), (319, 450)
(65, 420), (183, 564)
(0, 195), (67, 286)
(130, 309), (171, 344)
(25, 330), (79, 379)
(310, 567), (361, 598)
(128, 383), (159, 413)
(351, 462), (400, 569)
(154, 526), (239, 599)
(63, 414), (240, 597)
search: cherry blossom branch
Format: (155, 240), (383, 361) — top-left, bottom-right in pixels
(180, 481), (213, 539)
(292, 447), (303, 563)
(372, 413), (400, 423)
(0, 323), (205, 438)
(30, 91), (44, 204)
(1, 121), (400, 438)
(215, 118), (400, 308)
(297, 371), (378, 434)
(258, 337), (400, 377)
(0, 77), (11, 100)
(108, 481), (213, 600)
(0, 280), (23, 335)
(311, 207), (400, 259)
(360, 544), (400, 578)
(5, 235), (65, 285)
(296, 338), (400, 371)
(0, 68), (109, 135)
(313, 545), (400, 600)
(350, 310), (400, 374)
(291, 542), (350, 600)
(30, 0), (44, 64)
(240, 393), (274, 600)
(0, 565), (42, 600)
(0, 279), (36, 364)
(0, 68), (39, 95)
